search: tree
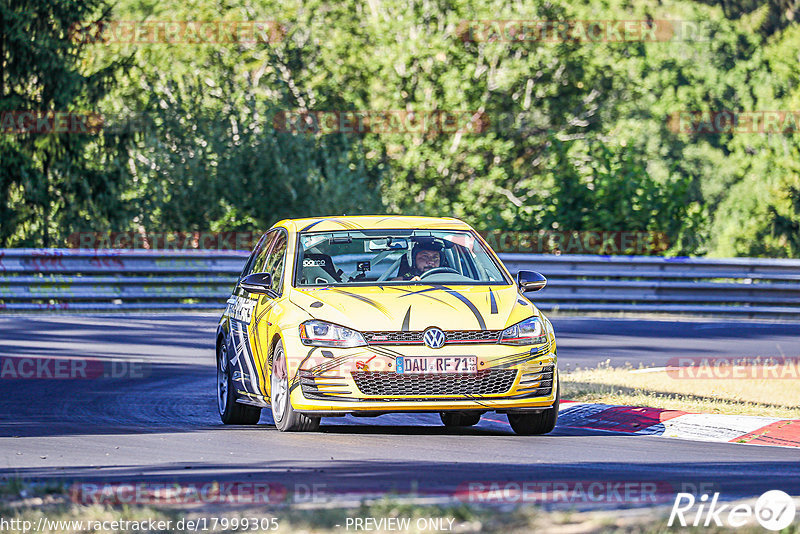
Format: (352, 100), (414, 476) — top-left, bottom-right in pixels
(0, 0), (131, 246)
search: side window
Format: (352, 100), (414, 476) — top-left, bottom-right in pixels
(264, 233), (288, 294)
(239, 231), (274, 282)
(251, 233), (274, 276)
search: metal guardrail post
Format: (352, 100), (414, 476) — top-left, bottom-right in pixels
(1, 249), (799, 316)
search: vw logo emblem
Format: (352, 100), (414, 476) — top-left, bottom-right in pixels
(423, 327), (446, 349)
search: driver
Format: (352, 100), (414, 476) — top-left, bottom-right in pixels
(394, 241), (443, 281)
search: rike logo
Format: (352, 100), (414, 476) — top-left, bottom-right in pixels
(423, 328), (445, 349)
(669, 490), (796, 530)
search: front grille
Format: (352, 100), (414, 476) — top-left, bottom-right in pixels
(363, 330), (502, 345)
(363, 331), (423, 343)
(446, 330), (502, 342)
(351, 369), (517, 396)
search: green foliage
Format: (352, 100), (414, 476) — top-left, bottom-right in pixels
(125, 66), (382, 233)
(2, 0), (799, 256)
(0, 0), (132, 246)
(76, 0), (383, 236)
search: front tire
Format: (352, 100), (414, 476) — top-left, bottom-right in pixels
(507, 379), (560, 436)
(217, 340), (261, 425)
(440, 412), (481, 427)
(270, 340), (320, 432)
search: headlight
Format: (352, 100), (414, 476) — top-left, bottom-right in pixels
(299, 320), (367, 348)
(499, 317), (547, 345)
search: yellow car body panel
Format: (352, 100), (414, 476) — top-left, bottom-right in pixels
(218, 215), (557, 418)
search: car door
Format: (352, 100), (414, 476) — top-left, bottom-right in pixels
(227, 231), (275, 400)
(249, 230), (290, 400)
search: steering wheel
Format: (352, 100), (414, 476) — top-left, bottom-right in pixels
(419, 267), (459, 279)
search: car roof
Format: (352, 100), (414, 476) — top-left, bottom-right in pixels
(274, 215), (474, 233)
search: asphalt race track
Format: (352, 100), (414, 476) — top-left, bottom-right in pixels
(1, 314), (799, 508)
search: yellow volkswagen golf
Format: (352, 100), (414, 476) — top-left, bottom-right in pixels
(216, 216), (558, 435)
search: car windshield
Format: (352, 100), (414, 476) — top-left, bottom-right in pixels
(294, 230), (509, 286)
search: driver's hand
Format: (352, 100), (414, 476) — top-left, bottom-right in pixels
(409, 275), (421, 281)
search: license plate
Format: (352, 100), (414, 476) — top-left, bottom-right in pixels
(396, 356), (477, 374)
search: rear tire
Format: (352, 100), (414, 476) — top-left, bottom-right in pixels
(440, 412), (481, 427)
(270, 340), (320, 432)
(507, 379), (559, 436)
(217, 339), (261, 425)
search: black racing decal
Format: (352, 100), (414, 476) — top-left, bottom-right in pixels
(230, 318), (261, 394)
(312, 351), (373, 373)
(313, 354), (354, 373)
(373, 216), (402, 225)
(297, 346), (320, 371)
(401, 306), (412, 331)
(250, 300), (278, 390)
(294, 347), (351, 381)
(329, 218), (360, 230)
(393, 286), (458, 309)
(525, 343), (553, 361)
(228, 295), (258, 322)
(289, 378), (300, 393)
(493, 354), (537, 369)
(397, 286), (440, 297)
(368, 346), (402, 359)
(488, 288), (498, 314)
(300, 220), (323, 232)
(327, 288), (392, 317)
(439, 286), (487, 330)
(305, 218), (358, 231)
(300, 348), (371, 373)
(493, 345), (552, 369)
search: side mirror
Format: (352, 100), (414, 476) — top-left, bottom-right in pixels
(240, 272), (274, 294)
(517, 270), (547, 292)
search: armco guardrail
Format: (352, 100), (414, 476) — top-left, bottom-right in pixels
(501, 254), (800, 316)
(1, 249), (799, 316)
(0, 249), (247, 311)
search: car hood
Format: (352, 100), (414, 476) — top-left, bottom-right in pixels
(289, 285), (537, 332)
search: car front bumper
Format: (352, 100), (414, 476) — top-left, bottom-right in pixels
(284, 333), (558, 414)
